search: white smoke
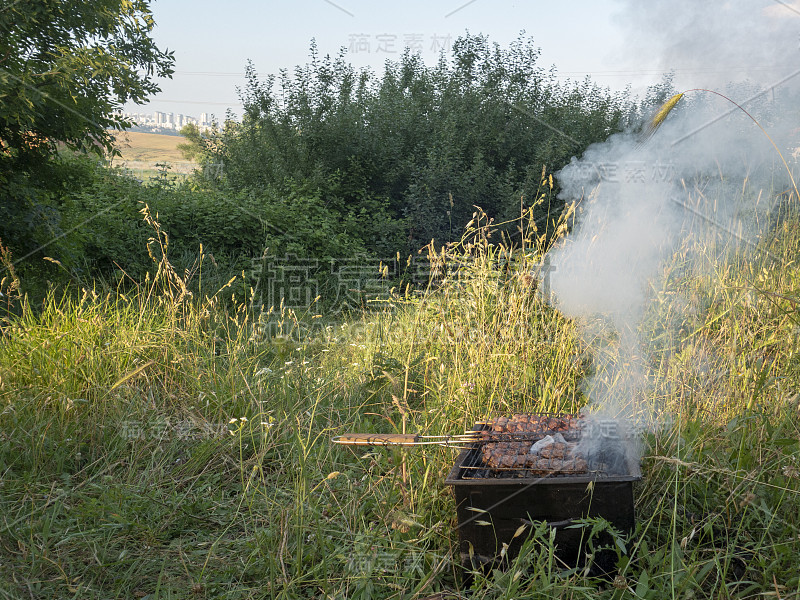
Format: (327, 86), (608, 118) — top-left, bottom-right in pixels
(548, 1), (800, 469)
(614, 0), (800, 93)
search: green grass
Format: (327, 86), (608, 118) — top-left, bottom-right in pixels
(1, 186), (799, 598)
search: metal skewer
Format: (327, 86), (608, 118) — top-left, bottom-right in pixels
(331, 433), (479, 447)
(331, 431), (578, 447)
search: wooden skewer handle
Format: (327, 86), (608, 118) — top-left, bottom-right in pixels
(332, 433), (420, 446)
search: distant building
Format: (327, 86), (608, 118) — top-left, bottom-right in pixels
(114, 110), (225, 134)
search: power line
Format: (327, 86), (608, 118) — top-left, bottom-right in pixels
(173, 71), (247, 76)
(170, 65), (792, 79)
(553, 66), (791, 77)
(140, 99), (244, 106)
(143, 65), (796, 106)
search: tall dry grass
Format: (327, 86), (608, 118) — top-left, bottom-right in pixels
(0, 171), (799, 598)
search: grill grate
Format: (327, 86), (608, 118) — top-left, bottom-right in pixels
(456, 444), (591, 479)
(457, 412), (629, 479)
(467, 412), (587, 478)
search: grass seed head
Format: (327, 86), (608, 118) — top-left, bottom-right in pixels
(639, 93), (684, 144)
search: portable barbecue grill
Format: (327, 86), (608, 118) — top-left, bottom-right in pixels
(444, 413), (640, 576)
(334, 411), (641, 576)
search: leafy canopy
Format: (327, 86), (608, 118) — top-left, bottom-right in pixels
(205, 34), (636, 251)
(0, 0), (174, 168)
(0, 0), (174, 267)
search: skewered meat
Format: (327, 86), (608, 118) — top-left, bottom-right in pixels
(480, 439), (588, 472)
(482, 413), (584, 440)
(478, 413), (589, 474)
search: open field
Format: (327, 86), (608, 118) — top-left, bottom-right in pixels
(106, 131), (198, 182)
(1, 199), (799, 599)
(110, 131), (191, 164)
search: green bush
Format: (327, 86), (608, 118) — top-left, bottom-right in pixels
(205, 33), (637, 253)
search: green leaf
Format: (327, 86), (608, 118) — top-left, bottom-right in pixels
(635, 570), (650, 598)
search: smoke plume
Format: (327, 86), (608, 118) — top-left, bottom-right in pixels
(549, 0), (800, 472)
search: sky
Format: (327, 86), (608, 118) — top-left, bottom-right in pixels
(125, 0), (800, 120)
(119, 0), (670, 119)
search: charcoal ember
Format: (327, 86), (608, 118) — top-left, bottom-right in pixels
(588, 438), (628, 475)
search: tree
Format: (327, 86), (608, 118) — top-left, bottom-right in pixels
(0, 0), (173, 164)
(0, 0), (174, 260)
(177, 123), (204, 162)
